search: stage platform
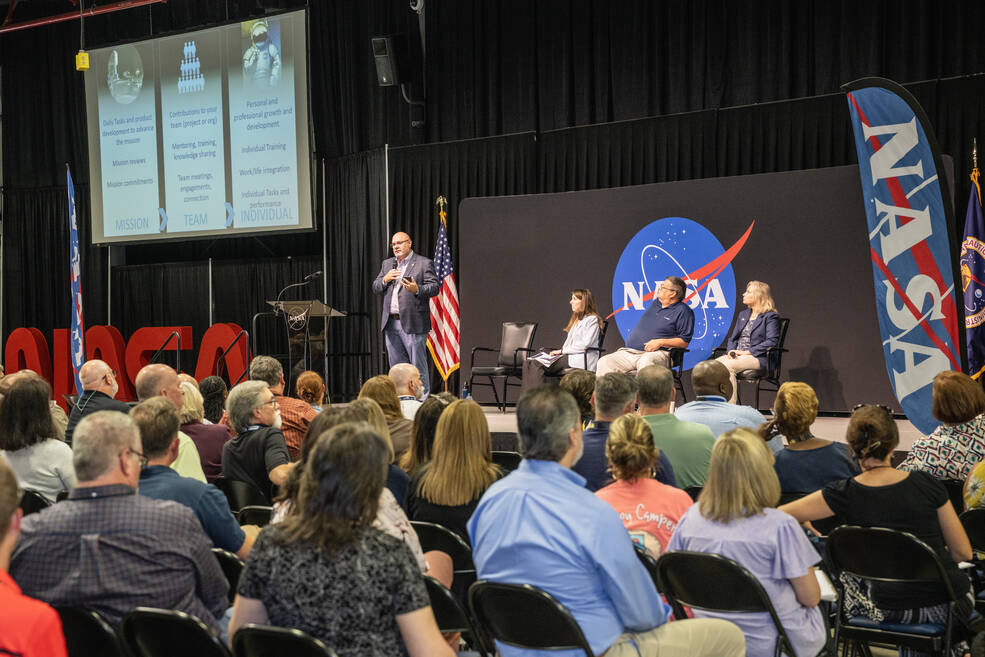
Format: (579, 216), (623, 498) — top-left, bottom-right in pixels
(482, 406), (924, 452)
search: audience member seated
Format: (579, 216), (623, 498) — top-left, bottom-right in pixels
(133, 397), (257, 560)
(596, 414), (692, 557)
(597, 276), (695, 376)
(273, 409), (453, 588)
(359, 375), (413, 459)
(0, 370), (70, 442)
(135, 363), (206, 482)
(520, 288), (604, 391)
(0, 457), (68, 657)
(222, 381), (295, 493)
(64, 359), (130, 445)
(343, 398), (411, 506)
(668, 428), (825, 657)
(0, 376), (75, 503)
(11, 411), (228, 629)
(200, 375), (228, 424)
(468, 386), (744, 657)
(637, 365), (716, 489)
(229, 423), (455, 657)
(559, 368), (596, 428)
(676, 359), (781, 452)
(766, 382), (858, 493)
(407, 399), (501, 541)
(295, 370), (327, 413)
(178, 381), (231, 483)
(390, 363), (426, 419)
(900, 370), (985, 482)
(573, 372), (677, 491)
(400, 394), (454, 476)
(782, 405), (977, 640)
(715, 280), (781, 403)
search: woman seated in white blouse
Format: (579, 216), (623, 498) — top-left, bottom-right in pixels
(521, 288), (603, 391)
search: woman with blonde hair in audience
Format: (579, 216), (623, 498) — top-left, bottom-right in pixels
(230, 422), (455, 657)
(766, 381), (858, 494)
(595, 414), (692, 557)
(901, 370), (985, 483)
(668, 428), (826, 657)
(178, 381), (231, 483)
(400, 394), (454, 476)
(782, 405), (976, 652)
(407, 399), (501, 541)
(295, 370), (327, 413)
(358, 375), (413, 460)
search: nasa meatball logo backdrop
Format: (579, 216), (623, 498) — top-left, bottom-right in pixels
(611, 217), (737, 371)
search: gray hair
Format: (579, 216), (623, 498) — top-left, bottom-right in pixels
(516, 387), (579, 462)
(226, 380), (269, 433)
(637, 365), (674, 406)
(178, 381), (205, 424)
(249, 356), (283, 386)
(73, 411), (141, 482)
(594, 372), (638, 419)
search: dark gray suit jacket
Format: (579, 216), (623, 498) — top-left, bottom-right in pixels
(371, 252), (440, 334)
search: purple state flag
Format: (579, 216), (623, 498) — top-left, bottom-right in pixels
(961, 167), (985, 378)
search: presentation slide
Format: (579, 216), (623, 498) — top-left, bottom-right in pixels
(84, 9), (312, 245)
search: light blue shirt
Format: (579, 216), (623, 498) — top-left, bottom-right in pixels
(468, 459), (670, 657)
(675, 395), (783, 453)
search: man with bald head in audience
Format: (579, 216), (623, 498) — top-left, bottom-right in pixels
(135, 363), (207, 482)
(468, 386), (744, 657)
(390, 362), (425, 419)
(675, 359), (782, 452)
(65, 360), (130, 445)
(10, 411), (228, 629)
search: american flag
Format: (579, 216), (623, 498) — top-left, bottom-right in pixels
(427, 198), (460, 382)
(67, 166), (85, 395)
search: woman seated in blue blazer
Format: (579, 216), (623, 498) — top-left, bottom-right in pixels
(717, 281), (780, 403)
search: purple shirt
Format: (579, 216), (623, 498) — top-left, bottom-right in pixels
(667, 506), (825, 657)
(181, 421), (231, 483)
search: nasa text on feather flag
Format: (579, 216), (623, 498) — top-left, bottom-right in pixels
(961, 166), (985, 378)
(67, 166), (85, 395)
(844, 78), (964, 434)
(427, 201), (460, 382)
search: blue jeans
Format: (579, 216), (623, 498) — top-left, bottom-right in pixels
(384, 318), (430, 394)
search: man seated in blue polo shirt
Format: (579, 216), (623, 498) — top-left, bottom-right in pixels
(675, 359), (783, 452)
(597, 276), (694, 376)
(132, 397), (257, 560)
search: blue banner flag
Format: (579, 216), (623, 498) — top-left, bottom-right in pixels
(68, 166), (85, 395)
(961, 167), (985, 378)
(843, 78), (965, 435)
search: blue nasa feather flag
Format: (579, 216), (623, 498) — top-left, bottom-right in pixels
(961, 166), (985, 378)
(68, 166), (85, 395)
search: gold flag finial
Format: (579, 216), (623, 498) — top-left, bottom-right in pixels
(436, 196), (447, 210)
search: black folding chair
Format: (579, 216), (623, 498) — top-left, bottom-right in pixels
(120, 607), (232, 657)
(19, 489), (51, 515)
(656, 550), (828, 656)
(237, 505), (273, 527)
(213, 476), (270, 511)
(56, 606), (125, 657)
(469, 322), (538, 411)
(826, 526), (961, 657)
(469, 580), (596, 657)
(491, 451), (522, 473)
(667, 347), (690, 403)
(412, 520), (477, 607)
(941, 479), (966, 514)
(424, 575), (491, 656)
(684, 486), (702, 501)
(633, 543), (661, 593)
(232, 624), (338, 657)
(212, 547), (244, 604)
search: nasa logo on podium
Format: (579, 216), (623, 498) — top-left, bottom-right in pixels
(611, 217), (744, 371)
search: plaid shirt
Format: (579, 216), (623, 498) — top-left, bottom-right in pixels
(219, 394), (316, 461)
(10, 484), (228, 628)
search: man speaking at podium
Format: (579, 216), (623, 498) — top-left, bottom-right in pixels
(373, 232), (439, 395)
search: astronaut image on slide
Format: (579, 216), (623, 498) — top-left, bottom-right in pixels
(242, 19), (281, 89)
(107, 45), (143, 104)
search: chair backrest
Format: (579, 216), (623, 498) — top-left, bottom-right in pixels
(496, 322), (537, 367)
(57, 606), (125, 657)
(232, 624), (338, 657)
(684, 486), (702, 501)
(120, 607), (232, 657)
(424, 576), (490, 656)
(214, 476), (270, 511)
(825, 526), (956, 597)
(633, 544), (661, 593)
(237, 505), (273, 527)
(469, 581), (595, 657)
(20, 489), (51, 515)
(940, 479), (966, 514)
(411, 520), (475, 572)
(766, 317), (791, 375)
(961, 508), (985, 552)
(212, 548), (244, 604)
(491, 451), (522, 473)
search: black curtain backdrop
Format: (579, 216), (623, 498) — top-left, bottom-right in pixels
(3, 0), (985, 399)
